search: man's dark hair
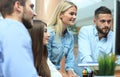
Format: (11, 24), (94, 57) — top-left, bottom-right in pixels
(0, 0), (26, 18)
(95, 6), (112, 18)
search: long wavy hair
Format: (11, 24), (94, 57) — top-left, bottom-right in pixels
(29, 20), (51, 77)
(48, 1), (77, 40)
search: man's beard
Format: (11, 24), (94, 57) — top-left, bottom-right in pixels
(96, 26), (110, 36)
(22, 18), (33, 29)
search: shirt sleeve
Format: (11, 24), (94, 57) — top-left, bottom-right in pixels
(78, 27), (93, 62)
(0, 45), (3, 77)
(65, 34), (75, 71)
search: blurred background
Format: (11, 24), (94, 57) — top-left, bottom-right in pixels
(31, 0), (114, 27)
(0, 0), (120, 76)
(0, 0), (118, 55)
(0, 0), (114, 27)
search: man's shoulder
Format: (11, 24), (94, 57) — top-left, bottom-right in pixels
(0, 19), (28, 38)
(0, 19), (7, 32)
(80, 25), (94, 31)
(107, 30), (114, 37)
(81, 25), (94, 28)
(0, 19), (20, 28)
(0, 19), (6, 25)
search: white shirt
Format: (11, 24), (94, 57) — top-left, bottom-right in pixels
(47, 58), (62, 77)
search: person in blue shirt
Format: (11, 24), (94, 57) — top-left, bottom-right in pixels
(47, 1), (78, 77)
(0, 0), (38, 77)
(74, 6), (113, 76)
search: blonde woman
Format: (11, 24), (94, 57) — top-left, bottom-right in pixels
(47, 1), (78, 77)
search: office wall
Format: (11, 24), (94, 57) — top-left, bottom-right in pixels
(35, 0), (62, 23)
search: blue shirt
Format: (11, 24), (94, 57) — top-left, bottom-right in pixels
(0, 50), (3, 77)
(0, 19), (38, 77)
(47, 28), (74, 71)
(75, 25), (113, 63)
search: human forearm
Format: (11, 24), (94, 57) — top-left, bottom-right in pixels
(67, 70), (78, 77)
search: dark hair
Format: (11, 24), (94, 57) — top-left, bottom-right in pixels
(95, 6), (112, 18)
(0, 0), (26, 18)
(29, 20), (51, 77)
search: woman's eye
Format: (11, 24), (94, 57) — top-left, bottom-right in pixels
(70, 12), (76, 16)
(44, 29), (47, 32)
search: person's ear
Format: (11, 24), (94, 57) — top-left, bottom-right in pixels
(14, 1), (23, 12)
(94, 18), (96, 24)
(59, 13), (63, 19)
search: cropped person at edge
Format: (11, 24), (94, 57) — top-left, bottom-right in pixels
(0, 0), (40, 77)
(74, 6), (113, 77)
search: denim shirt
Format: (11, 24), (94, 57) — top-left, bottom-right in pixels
(47, 28), (74, 71)
(75, 25), (113, 63)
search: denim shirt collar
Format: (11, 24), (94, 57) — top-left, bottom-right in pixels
(63, 28), (71, 37)
(93, 25), (98, 36)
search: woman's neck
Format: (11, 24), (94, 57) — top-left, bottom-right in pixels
(62, 25), (67, 35)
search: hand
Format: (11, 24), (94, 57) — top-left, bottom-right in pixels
(59, 56), (68, 77)
(59, 70), (68, 77)
(67, 70), (78, 77)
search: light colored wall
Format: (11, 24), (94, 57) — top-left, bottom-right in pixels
(35, 0), (62, 24)
(0, 0), (115, 25)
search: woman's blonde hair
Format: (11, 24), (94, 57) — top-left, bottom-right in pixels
(48, 0), (77, 40)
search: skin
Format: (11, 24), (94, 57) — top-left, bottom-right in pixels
(22, 0), (37, 28)
(94, 14), (112, 40)
(43, 26), (50, 45)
